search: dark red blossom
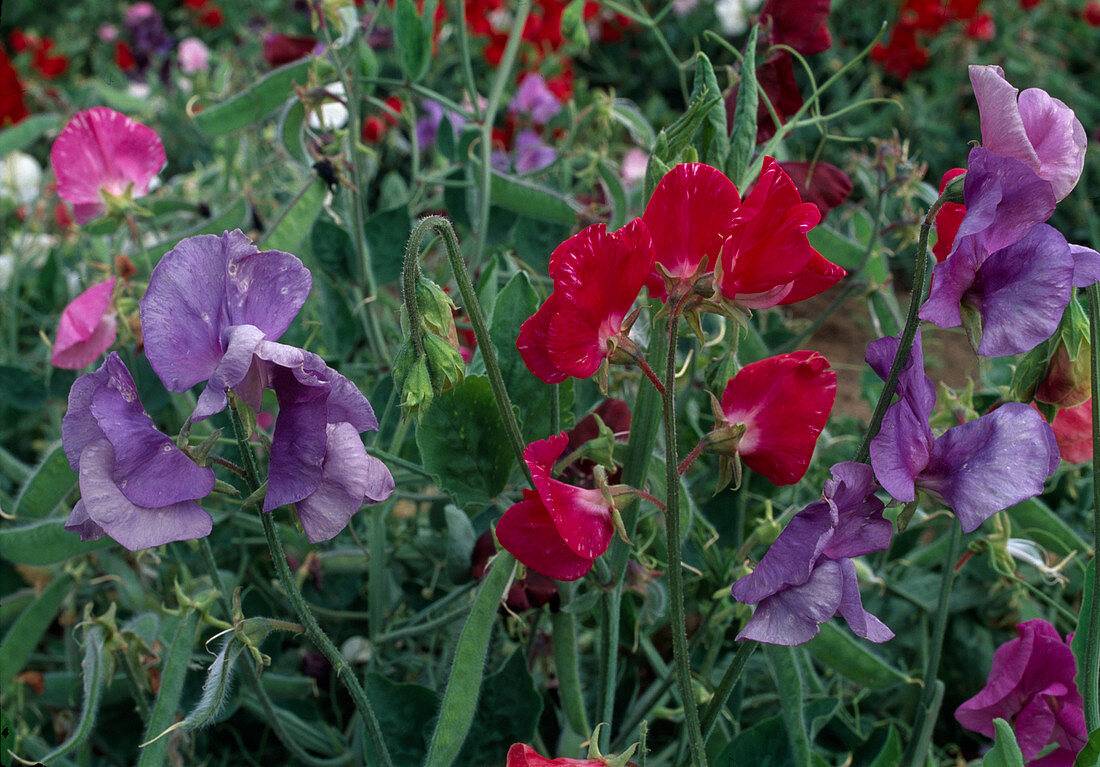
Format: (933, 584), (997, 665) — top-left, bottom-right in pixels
(115, 41), (137, 72)
(778, 161), (852, 217)
(30, 37), (68, 79)
(471, 530), (559, 611)
(1085, 1), (1100, 26)
(518, 219), (654, 383)
(719, 351), (836, 485)
(964, 13), (994, 41)
(725, 51), (804, 144)
(496, 434), (617, 580)
(759, 0), (832, 55)
(262, 33), (318, 66)
(197, 5), (225, 29)
(0, 48), (29, 126)
(717, 157), (845, 308)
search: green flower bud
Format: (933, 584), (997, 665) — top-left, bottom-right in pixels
(423, 333), (465, 393)
(415, 277), (458, 343)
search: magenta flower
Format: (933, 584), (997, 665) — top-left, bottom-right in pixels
(867, 330), (1059, 532)
(62, 353), (214, 550)
(51, 277), (117, 370)
(956, 619), (1087, 766)
(51, 107), (165, 223)
(969, 65), (1087, 202)
(732, 462), (893, 646)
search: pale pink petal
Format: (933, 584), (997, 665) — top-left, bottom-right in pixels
(52, 278), (117, 370)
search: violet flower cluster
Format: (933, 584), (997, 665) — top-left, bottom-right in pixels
(920, 65), (1100, 356)
(867, 329), (1058, 533)
(64, 229), (394, 550)
(732, 462), (894, 646)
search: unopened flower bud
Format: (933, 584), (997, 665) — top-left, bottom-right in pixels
(423, 333), (465, 393)
(415, 277), (459, 343)
(393, 341), (434, 415)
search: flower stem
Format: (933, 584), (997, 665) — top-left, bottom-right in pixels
(1084, 282), (1100, 730)
(403, 214), (532, 484)
(678, 439), (707, 477)
(902, 520), (961, 767)
(661, 313), (707, 767)
(700, 639), (757, 742)
(227, 396), (394, 767)
(854, 188), (953, 464)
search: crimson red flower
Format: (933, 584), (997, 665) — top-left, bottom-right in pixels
(932, 168), (967, 262)
(114, 41), (136, 72)
(1085, 1), (1100, 26)
(9, 30), (32, 53)
(382, 96), (404, 126)
(361, 115), (386, 143)
(518, 219), (654, 383)
(31, 37), (68, 79)
(642, 163), (741, 301)
(964, 12), (994, 41)
(183, 0), (207, 9)
(872, 21), (929, 80)
(0, 48), (29, 126)
(197, 5), (225, 28)
(759, 0), (832, 55)
(718, 351), (836, 485)
(496, 434), (617, 580)
(1020, 0), (1042, 7)
(716, 157), (845, 308)
(262, 33), (318, 66)
(1034, 399), (1092, 463)
(779, 160), (852, 217)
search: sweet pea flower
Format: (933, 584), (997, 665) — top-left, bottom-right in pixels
(509, 72), (562, 124)
(513, 129), (558, 173)
(51, 277), (117, 370)
(62, 353), (215, 550)
(716, 350), (836, 486)
(1035, 399), (1092, 464)
(506, 743), (637, 767)
(969, 65), (1087, 201)
(177, 37), (210, 74)
(759, 0), (833, 55)
(867, 330), (1059, 532)
(496, 433), (622, 581)
(262, 33), (319, 67)
(716, 157), (845, 308)
(778, 160), (852, 218)
(956, 619), (1087, 766)
(732, 462), (893, 645)
(51, 107), (165, 223)
(620, 148), (648, 189)
(517, 219), (654, 384)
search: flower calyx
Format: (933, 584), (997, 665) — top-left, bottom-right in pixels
(586, 723), (640, 767)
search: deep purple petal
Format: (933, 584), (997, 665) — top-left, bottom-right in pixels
(735, 559), (843, 646)
(870, 399), (933, 504)
(920, 235), (984, 331)
(192, 324), (266, 421)
(971, 224), (1074, 357)
(953, 147), (1056, 254)
(294, 423), (395, 543)
(920, 404), (1058, 533)
(77, 439), (212, 550)
(732, 499), (837, 604)
(1070, 244), (1100, 288)
(836, 558), (893, 642)
(822, 462), (891, 559)
(264, 364), (329, 512)
(864, 328), (936, 420)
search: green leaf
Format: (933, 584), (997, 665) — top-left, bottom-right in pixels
(488, 170), (580, 225)
(1072, 557), (1095, 698)
(365, 675), (439, 765)
(488, 273), (572, 439)
(0, 517), (113, 565)
(868, 726), (902, 767)
(0, 113), (61, 155)
(982, 718), (1024, 767)
(0, 364), (47, 411)
(34, 623), (111, 764)
(596, 160), (628, 231)
(194, 58), (331, 136)
(364, 205), (413, 286)
(727, 25), (758, 186)
(0, 573), (74, 683)
(609, 99), (656, 148)
(416, 376), (515, 510)
(1073, 727), (1100, 767)
(714, 714), (792, 767)
(442, 504), (476, 581)
(394, 0), (430, 81)
(277, 99), (308, 165)
(310, 218), (354, 276)
(807, 225), (864, 272)
(806, 621), (914, 689)
(263, 179), (328, 254)
(690, 52), (728, 167)
(1008, 497), (1090, 565)
(138, 610), (199, 767)
(12, 441), (77, 520)
(455, 649), (544, 766)
(148, 196), (249, 256)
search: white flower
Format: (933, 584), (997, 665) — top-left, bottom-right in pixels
(1, 151), (43, 206)
(308, 82), (350, 130)
(714, 0), (763, 36)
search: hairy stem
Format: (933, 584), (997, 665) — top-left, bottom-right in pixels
(1085, 282), (1100, 729)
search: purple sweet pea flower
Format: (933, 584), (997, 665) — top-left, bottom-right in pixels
(732, 462), (893, 646)
(867, 330), (1059, 533)
(415, 100), (466, 148)
(970, 65), (1087, 202)
(513, 130), (557, 174)
(140, 230), (394, 543)
(61, 353), (214, 550)
(509, 73), (562, 124)
(956, 619), (1087, 766)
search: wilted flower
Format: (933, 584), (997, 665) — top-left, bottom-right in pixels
(51, 277), (117, 370)
(732, 462), (893, 645)
(867, 330), (1059, 532)
(62, 353), (215, 550)
(956, 619), (1087, 766)
(51, 107), (165, 223)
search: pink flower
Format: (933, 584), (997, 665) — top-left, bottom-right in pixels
(969, 65), (1087, 201)
(51, 107), (165, 224)
(177, 37), (210, 75)
(506, 743), (637, 766)
(51, 278), (117, 370)
(956, 619), (1087, 766)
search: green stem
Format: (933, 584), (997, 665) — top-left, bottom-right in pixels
(854, 188), (953, 464)
(368, 503), (388, 643)
(662, 313), (707, 767)
(227, 397), (393, 767)
(553, 582), (591, 737)
(1085, 282), (1100, 730)
(701, 640), (757, 742)
(403, 215), (532, 483)
(902, 521), (961, 766)
(473, 0), (531, 260)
